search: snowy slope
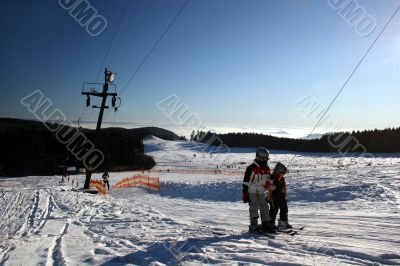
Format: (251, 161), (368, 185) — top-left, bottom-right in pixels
(1, 136), (399, 265)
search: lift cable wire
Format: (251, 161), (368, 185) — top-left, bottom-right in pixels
(109, 0), (144, 69)
(114, 0), (155, 72)
(119, 0), (190, 96)
(95, 0), (131, 82)
(105, 0), (189, 126)
(287, 4), (400, 167)
(102, 0), (156, 126)
(76, 105), (87, 128)
(88, 0), (130, 126)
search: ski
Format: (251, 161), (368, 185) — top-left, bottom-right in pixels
(210, 230), (229, 236)
(276, 226), (304, 236)
(248, 231), (276, 239)
(277, 229), (297, 236)
(209, 229), (277, 238)
(247, 226), (278, 238)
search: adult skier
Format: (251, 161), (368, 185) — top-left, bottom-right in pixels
(242, 147), (276, 233)
(269, 162), (292, 229)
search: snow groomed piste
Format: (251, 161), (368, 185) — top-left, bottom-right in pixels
(0, 136), (399, 265)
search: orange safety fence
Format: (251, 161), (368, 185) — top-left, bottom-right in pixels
(112, 175), (160, 191)
(130, 169), (244, 176)
(90, 179), (107, 194)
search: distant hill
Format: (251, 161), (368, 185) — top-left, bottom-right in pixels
(0, 117), (45, 131)
(0, 118), (180, 176)
(2, 118), (399, 177)
(193, 127), (400, 153)
(130, 127), (179, 141)
(0, 118), (179, 141)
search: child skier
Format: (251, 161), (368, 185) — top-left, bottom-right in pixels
(269, 162), (292, 229)
(242, 147), (276, 233)
(102, 171), (110, 190)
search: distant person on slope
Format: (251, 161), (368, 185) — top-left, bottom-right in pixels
(61, 171), (67, 183)
(269, 162), (292, 229)
(102, 171), (110, 190)
(242, 147), (276, 233)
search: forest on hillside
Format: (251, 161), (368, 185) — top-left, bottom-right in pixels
(192, 127), (400, 153)
(0, 119), (180, 176)
(1, 116), (399, 176)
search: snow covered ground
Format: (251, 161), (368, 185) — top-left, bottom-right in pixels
(1, 136), (400, 265)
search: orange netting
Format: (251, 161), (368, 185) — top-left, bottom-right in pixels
(90, 179), (107, 194)
(112, 175), (160, 191)
(130, 169), (243, 176)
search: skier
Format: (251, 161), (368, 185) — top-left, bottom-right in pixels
(102, 171), (110, 190)
(269, 162), (292, 229)
(64, 171), (69, 182)
(242, 147), (276, 233)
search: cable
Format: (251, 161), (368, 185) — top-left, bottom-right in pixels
(80, 106), (87, 119)
(102, 0), (189, 126)
(114, 0), (155, 71)
(95, 0), (131, 82)
(119, 0), (191, 96)
(287, 4), (400, 167)
(75, 106), (87, 128)
(109, 0), (144, 69)
(112, 108), (117, 126)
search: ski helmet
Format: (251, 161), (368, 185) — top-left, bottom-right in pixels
(256, 147), (270, 162)
(273, 162), (288, 176)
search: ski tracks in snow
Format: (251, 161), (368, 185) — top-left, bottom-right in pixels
(1, 139), (400, 265)
(46, 221), (69, 266)
(0, 188), (38, 264)
(0, 184), (77, 266)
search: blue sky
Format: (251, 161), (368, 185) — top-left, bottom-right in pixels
(1, 0), (399, 137)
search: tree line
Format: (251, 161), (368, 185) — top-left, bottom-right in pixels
(0, 121), (163, 176)
(191, 127), (400, 153)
